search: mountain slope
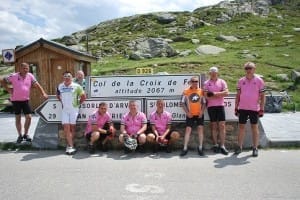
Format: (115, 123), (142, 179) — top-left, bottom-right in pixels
(53, 0), (300, 110)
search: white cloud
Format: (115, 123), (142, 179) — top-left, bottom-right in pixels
(0, 0), (222, 51)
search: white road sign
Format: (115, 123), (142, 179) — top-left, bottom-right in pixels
(36, 97), (237, 123)
(35, 99), (143, 123)
(146, 97), (237, 121)
(89, 74), (200, 98)
(146, 98), (186, 121)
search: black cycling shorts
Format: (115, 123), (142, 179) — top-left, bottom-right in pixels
(207, 106), (226, 122)
(12, 100), (32, 115)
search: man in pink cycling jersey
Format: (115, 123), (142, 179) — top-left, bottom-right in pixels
(234, 62), (265, 157)
(85, 102), (116, 154)
(1, 62), (48, 143)
(147, 99), (180, 153)
(204, 66), (229, 155)
(119, 100), (147, 153)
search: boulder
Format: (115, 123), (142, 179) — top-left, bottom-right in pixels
(255, 0), (270, 15)
(155, 13), (176, 24)
(276, 74), (289, 81)
(293, 28), (300, 32)
(191, 39), (200, 44)
(179, 50), (192, 57)
(216, 35), (239, 42)
(61, 35), (78, 45)
(185, 17), (205, 29)
(129, 51), (152, 60)
(215, 13), (231, 24)
(129, 38), (178, 60)
(69, 44), (86, 52)
(195, 45), (226, 55)
(291, 70), (300, 84)
(241, 54), (256, 59)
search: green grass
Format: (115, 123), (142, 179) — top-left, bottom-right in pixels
(90, 7), (300, 111)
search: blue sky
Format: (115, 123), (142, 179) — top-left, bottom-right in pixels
(0, 0), (223, 51)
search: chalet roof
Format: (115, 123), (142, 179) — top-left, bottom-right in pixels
(15, 38), (96, 61)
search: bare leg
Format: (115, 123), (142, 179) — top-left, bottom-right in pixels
(251, 124), (259, 148)
(183, 127), (192, 150)
(219, 121), (226, 146)
(237, 123), (246, 148)
(15, 114), (22, 136)
(24, 114), (32, 135)
(90, 131), (100, 145)
(197, 125), (204, 147)
(70, 124), (76, 146)
(211, 122), (218, 145)
(119, 134), (125, 144)
(64, 124), (73, 147)
(169, 131), (180, 145)
(146, 133), (156, 144)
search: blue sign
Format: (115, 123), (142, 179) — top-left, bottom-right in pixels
(2, 49), (15, 63)
(4, 51), (13, 61)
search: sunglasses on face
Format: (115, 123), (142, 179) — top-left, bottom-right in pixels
(63, 74), (72, 78)
(245, 67), (253, 70)
(191, 80), (199, 83)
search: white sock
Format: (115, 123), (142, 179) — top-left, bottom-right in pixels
(198, 145), (202, 150)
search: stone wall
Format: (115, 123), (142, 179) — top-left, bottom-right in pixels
(57, 121), (263, 151)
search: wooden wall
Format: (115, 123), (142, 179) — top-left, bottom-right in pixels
(15, 46), (91, 110)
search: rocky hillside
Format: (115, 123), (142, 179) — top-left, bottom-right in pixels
(54, 0), (299, 60)
(52, 0), (300, 111)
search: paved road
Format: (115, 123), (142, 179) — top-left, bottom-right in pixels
(0, 149), (299, 200)
(0, 113), (39, 142)
(1, 112), (300, 146)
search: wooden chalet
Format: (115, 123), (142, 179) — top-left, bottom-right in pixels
(15, 38), (96, 109)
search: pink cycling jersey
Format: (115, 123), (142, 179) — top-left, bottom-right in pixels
(6, 72), (37, 101)
(150, 111), (172, 135)
(85, 111), (112, 135)
(204, 78), (228, 107)
(121, 112), (147, 136)
(237, 75), (265, 111)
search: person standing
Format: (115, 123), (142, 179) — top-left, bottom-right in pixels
(85, 102), (116, 154)
(204, 66), (229, 155)
(147, 99), (180, 153)
(73, 70), (86, 90)
(56, 71), (86, 155)
(1, 62), (48, 143)
(234, 62), (265, 157)
(119, 100), (147, 153)
(180, 76), (206, 157)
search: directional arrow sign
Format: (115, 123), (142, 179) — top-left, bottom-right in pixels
(35, 99), (62, 123)
(35, 99), (143, 123)
(36, 97), (237, 123)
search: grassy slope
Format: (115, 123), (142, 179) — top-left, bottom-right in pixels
(91, 5), (300, 111)
(1, 4), (299, 111)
